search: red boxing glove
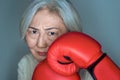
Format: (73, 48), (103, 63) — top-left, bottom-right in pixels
(47, 32), (120, 80)
(32, 59), (80, 80)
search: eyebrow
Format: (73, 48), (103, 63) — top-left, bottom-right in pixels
(44, 27), (60, 31)
(28, 26), (60, 31)
(28, 27), (39, 30)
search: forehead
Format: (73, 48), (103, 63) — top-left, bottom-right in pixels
(30, 9), (65, 27)
(33, 9), (63, 22)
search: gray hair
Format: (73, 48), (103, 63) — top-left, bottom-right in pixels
(20, 0), (82, 39)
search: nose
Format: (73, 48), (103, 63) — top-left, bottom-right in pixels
(37, 34), (48, 48)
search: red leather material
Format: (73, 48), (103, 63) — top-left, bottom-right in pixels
(47, 32), (102, 75)
(32, 59), (80, 80)
(47, 32), (120, 80)
(33, 32), (120, 80)
(94, 56), (120, 80)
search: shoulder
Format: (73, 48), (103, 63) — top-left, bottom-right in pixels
(17, 54), (38, 80)
(18, 54), (38, 68)
(18, 53), (38, 73)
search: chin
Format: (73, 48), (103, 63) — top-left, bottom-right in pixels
(37, 56), (46, 62)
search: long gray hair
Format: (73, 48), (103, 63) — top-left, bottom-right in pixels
(20, 0), (82, 39)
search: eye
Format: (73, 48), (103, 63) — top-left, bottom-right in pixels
(48, 32), (56, 36)
(27, 27), (39, 35)
(32, 29), (38, 34)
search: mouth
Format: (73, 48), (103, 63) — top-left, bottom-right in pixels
(38, 52), (47, 56)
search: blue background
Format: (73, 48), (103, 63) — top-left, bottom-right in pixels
(0, 0), (120, 80)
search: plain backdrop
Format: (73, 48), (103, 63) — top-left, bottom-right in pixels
(0, 0), (120, 80)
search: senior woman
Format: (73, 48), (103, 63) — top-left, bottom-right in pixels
(18, 0), (93, 80)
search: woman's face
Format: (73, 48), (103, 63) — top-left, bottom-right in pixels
(25, 9), (67, 61)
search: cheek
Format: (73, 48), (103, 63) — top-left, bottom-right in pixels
(46, 37), (56, 47)
(47, 36), (60, 47)
(26, 37), (36, 48)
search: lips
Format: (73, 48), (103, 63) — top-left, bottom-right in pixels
(38, 52), (47, 56)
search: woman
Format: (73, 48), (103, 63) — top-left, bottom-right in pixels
(18, 0), (93, 80)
